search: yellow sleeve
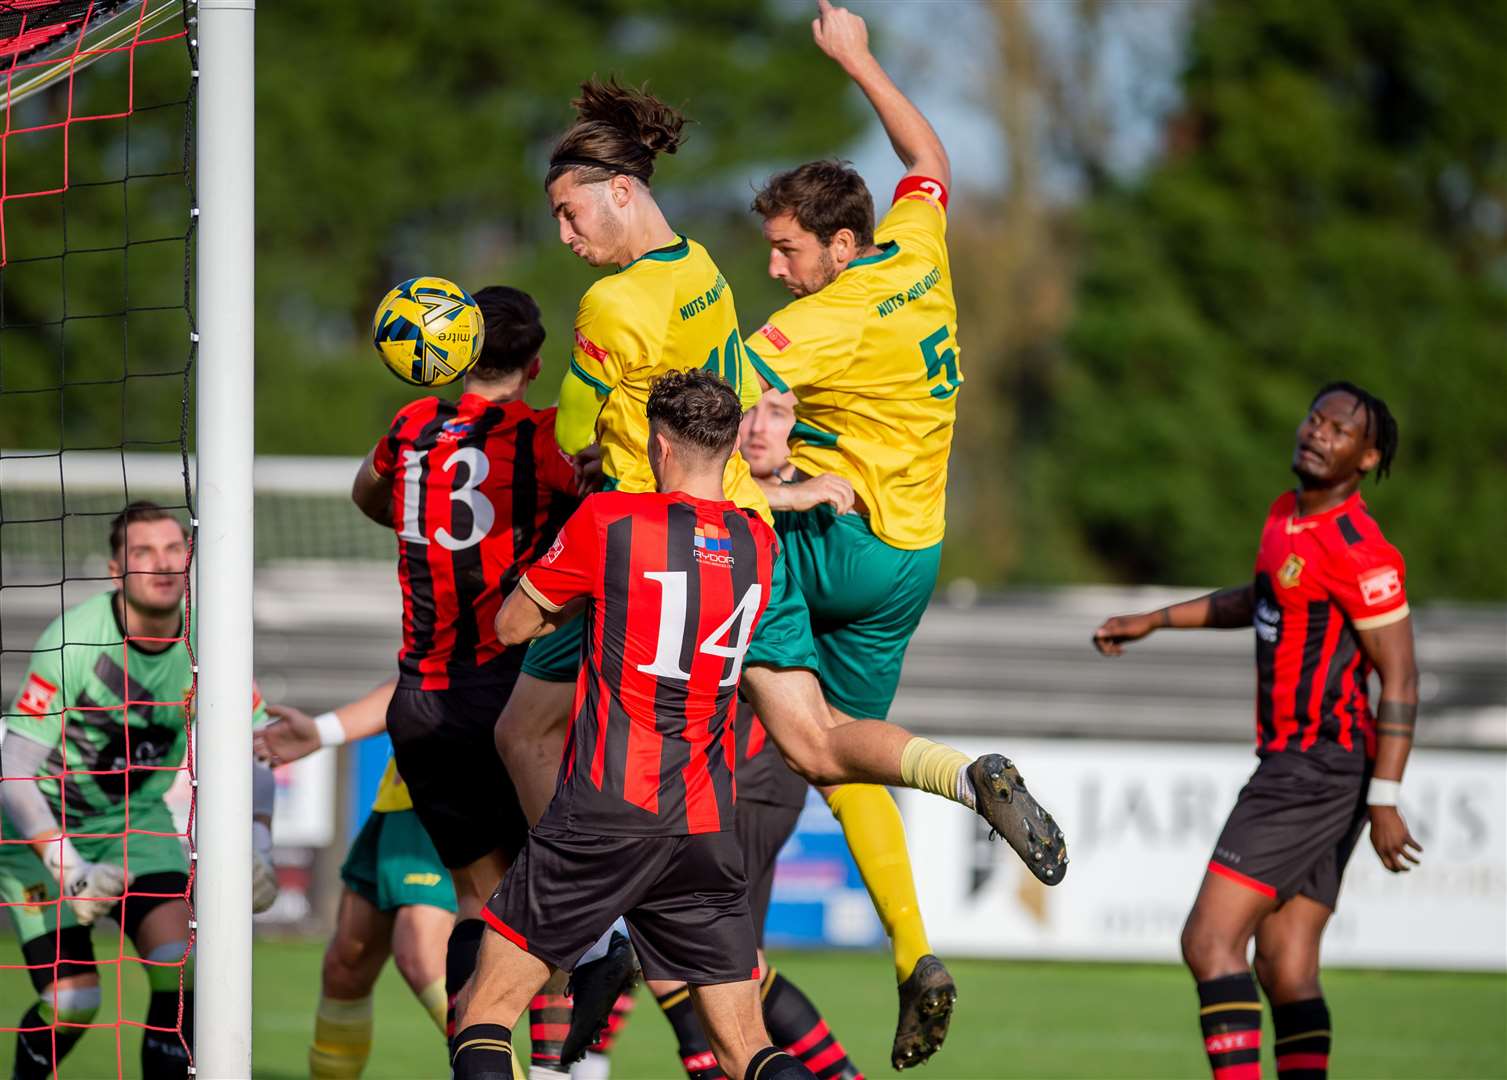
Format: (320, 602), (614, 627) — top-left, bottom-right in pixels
(875, 193), (947, 260)
(555, 370), (601, 455)
(744, 298), (850, 396)
(555, 285), (650, 454)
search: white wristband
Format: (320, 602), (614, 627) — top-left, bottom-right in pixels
(1367, 778), (1402, 807)
(313, 711), (346, 748)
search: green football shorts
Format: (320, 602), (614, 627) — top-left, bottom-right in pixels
(520, 613), (585, 683)
(341, 807), (457, 914)
(771, 505), (941, 720)
(743, 540), (822, 676)
(0, 801), (188, 941)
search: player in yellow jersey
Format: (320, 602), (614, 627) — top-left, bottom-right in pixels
(739, 2), (970, 1066)
(487, 68), (1066, 1071)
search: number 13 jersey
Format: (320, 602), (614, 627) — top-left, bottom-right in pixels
(370, 394), (579, 690)
(745, 177), (960, 550)
(519, 490), (777, 836)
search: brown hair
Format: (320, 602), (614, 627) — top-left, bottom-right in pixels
(471, 285), (545, 379)
(546, 76), (687, 188)
(752, 159), (875, 248)
(109, 500), (185, 559)
(646, 369), (742, 456)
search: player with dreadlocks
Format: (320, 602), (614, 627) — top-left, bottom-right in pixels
(1092, 381), (1416, 1080)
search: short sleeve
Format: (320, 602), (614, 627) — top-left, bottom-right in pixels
(370, 402), (420, 478)
(519, 499), (601, 612)
(6, 618), (67, 745)
(534, 411), (581, 497)
(1327, 539), (1409, 630)
(744, 299), (851, 396)
(875, 176), (949, 259)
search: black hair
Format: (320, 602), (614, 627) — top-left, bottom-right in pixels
(646, 368), (741, 456)
(1310, 380), (1399, 482)
(471, 285), (545, 379)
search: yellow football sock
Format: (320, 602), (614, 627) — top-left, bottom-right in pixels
(899, 737), (973, 806)
(417, 978), (447, 1033)
(310, 994), (373, 1079)
(826, 783), (932, 984)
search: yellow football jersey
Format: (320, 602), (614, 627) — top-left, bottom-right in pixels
(370, 755), (413, 813)
(554, 234), (770, 520)
(745, 189), (960, 549)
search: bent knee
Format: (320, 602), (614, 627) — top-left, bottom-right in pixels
(1181, 920), (1244, 980)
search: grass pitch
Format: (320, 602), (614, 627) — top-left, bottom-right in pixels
(1, 939), (1502, 1077)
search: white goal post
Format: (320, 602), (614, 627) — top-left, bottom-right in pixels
(194, 0), (256, 1073)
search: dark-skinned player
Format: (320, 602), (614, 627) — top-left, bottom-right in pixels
(1092, 381), (1421, 1080)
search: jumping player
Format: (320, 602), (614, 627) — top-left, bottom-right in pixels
(453, 370), (812, 1080)
(254, 679), (456, 1078)
(649, 392), (865, 1080)
(495, 70), (1064, 1005)
(0, 501), (276, 1078)
(350, 284), (578, 1039)
(1093, 382), (1421, 1080)
(739, 4), (977, 1061)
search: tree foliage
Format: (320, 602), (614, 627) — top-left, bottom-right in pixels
(1012, 0), (1507, 600)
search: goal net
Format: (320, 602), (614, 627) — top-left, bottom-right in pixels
(0, 1), (196, 1074)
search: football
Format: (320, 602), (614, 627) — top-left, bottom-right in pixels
(371, 276), (485, 386)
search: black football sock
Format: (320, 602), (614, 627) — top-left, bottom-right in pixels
(141, 989), (193, 1078)
(1274, 997), (1331, 1079)
(452, 1023), (516, 1080)
(13, 1003), (89, 1080)
(1196, 973), (1262, 1080)
(655, 986), (726, 1080)
(744, 1045), (817, 1080)
(761, 968), (861, 1080)
(446, 919), (487, 1039)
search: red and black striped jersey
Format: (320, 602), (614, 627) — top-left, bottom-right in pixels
(732, 701), (807, 810)
(1252, 490), (1409, 769)
(520, 490), (778, 836)
(371, 393), (578, 690)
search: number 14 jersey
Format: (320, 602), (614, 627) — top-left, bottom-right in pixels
(519, 491), (777, 836)
(371, 394), (579, 690)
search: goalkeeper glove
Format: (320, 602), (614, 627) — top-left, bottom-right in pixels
(252, 820), (279, 913)
(41, 836), (131, 926)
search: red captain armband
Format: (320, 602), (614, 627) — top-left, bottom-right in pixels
(893, 175), (948, 209)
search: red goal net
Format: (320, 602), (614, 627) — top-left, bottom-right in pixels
(1, 1), (197, 1075)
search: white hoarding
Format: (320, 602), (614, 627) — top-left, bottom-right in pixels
(896, 739), (1506, 971)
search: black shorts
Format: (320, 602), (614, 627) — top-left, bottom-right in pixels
(386, 684), (528, 869)
(736, 799), (802, 947)
(1209, 753), (1370, 910)
(483, 827), (758, 986)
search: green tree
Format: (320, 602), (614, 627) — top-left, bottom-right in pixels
(1013, 0), (1507, 600)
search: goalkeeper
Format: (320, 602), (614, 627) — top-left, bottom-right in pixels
(0, 501), (277, 1079)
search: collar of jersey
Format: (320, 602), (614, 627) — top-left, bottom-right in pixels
(1285, 488), (1364, 533)
(845, 240), (900, 271)
(620, 234), (690, 271)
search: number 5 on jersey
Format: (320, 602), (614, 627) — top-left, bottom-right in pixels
(919, 325), (961, 400)
(637, 571), (763, 686)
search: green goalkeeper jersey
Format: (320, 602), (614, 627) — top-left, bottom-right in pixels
(5, 589), (264, 830)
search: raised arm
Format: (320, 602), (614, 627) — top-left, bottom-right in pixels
(812, 0), (951, 189)
(1092, 584), (1254, 656)
(1356, 617), (1423, 872)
